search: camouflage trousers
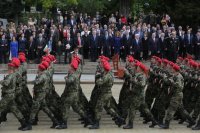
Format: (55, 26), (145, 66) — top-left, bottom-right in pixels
(94, 92), (119, 121)
(128, 96), (153, 123)
(165, 93), (192, 122)
(61, 91), (86, 121)
(0, 94), (24, 121)
(30, 92), (57, 123)
(46, 89), (63, 122)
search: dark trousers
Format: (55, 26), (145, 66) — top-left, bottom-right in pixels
(64, 50), (70, 64)
(0, 50), (8, 64)
(90, 48), (97, 62)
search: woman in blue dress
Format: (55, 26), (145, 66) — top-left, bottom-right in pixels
(113, 31), (122, 54)
(10, 36), (18, 58)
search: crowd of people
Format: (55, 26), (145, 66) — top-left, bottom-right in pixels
(0, 11), (200, 64)
(0, 50), (200, 131)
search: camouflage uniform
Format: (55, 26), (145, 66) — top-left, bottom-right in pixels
(159, 73), (195, 129)
(30, 71), (59, 127)
(90, 71), (123, 129)
(119, 65), (134, 121)
(0, 73), (29, 130)
(60, 69), (89, 128)
(123, 72), (155, 129)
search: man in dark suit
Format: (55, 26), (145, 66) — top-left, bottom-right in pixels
(36, 33), (46, 63)
(148, 32), (161, 57)
(165, 31), (179, 62)
(68, 15), (76, 28)
(178, 31), (186, 58)
(74, 33), (83, 55)
(63, 34), (73, 64)
(194, 30), (200, 60)
(18, 33), (27, 53)
(89, 30), (99, 62)
(158, 33), (166, 58)
(82, 31), (90, 59)
(132, 34), (142, 60)
(184, 29), (194, 55)
(27, 36), (36, 63)
(122, 30), (132, 61)
(102, 31), (112, 58)
(0, 34), (9, 63)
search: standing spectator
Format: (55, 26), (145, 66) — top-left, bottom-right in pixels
(68, 15), (76, 28)
(178, 30), (186, 58)
(56, 41), (63, 64)
(102, 31), (111, 58)
(82, 31), (90, 59)
(132, 34), (142, 60)
(142, 33), (149, 60)
(148, 32), (160, 57)
(184, 29), (194, 55)
(165, 31), (179, 62)
(27, 36), (36, 63)
(36, 33), (46, 63)
(89, 30), (99, 62)
(0, 34), (9, 63)
(113, 31), (122, 56)
(194, 30), (200, 60)
(63, 16), (68, 27)
(74, 33), (83, 55)
(122, 30), (132, 61)
(158, 32), (166, 58)
(63, 34), (73, 64)
(9, 36), (18, 59)
(18, 33), (27, 53)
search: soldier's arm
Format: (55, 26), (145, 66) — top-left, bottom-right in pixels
(65, 74), (76, 84)
(35, 75), (45, 85)
(133, 74), (146, 87)
(0, 75), (11, 86)
(96, 74), (110, 86)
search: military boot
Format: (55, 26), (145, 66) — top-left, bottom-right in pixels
(55, 121), (67, 129)
(21, 121), (32, 131)
(158, 120), (170, 129)
(84, 117), (93, 127)
(192, 120), (200, 130)
(19, 119), (32, 131)
(89, 120), (99, 129)
(123, 121), (133, 129)
(114, 117), (125, 127)
(187, 117), (196, 128)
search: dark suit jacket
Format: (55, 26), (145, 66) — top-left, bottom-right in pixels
(132, 39), (142, 53)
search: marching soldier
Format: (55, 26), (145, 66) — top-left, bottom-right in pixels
(123, 61), (156, 129)
(0, 59), (31, 131)
(89, 58), (124, 129)
(30, 63), (61, 128)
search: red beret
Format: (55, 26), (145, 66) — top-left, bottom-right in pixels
(18, 52), (25, 57)
(41, 61), (49, 69)
(172, 64), (180, 71)
(192, 62), (198, 68)
(102, 61), (111, 72)
(157, 58), (162, 64)
(8, 63), (15, 67)
(18, 55), (26, 62)
(11, 58), (21, 68)
(162, 59), (169, 64)
(168, 61), (174, 67)
(139, 63), (148, 72)
(70, 59), (78, 70)
(38, 64), (46, 71)
(177, 56), (183, 61)
(134, 61), (141, 67)
(127, 55), (134, 63)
